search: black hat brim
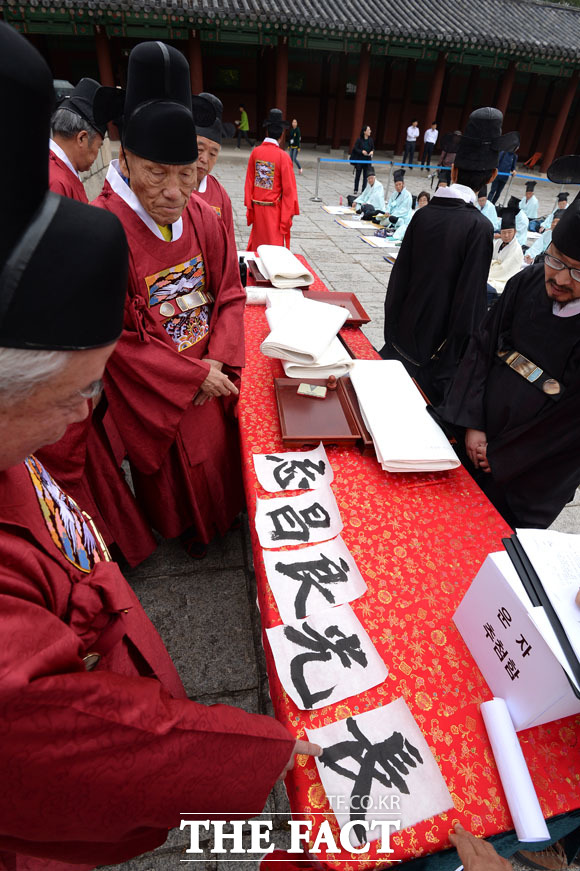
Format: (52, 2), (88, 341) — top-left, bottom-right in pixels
(547, 155), (580, 185)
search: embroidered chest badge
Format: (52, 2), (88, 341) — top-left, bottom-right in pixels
(145, 254), (213, 352)
(211, 205), (222, 218)
(25, 456), (106, 572)
(255, 160), (275, 190)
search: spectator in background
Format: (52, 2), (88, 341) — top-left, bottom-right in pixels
(488, 147), (517, 202)
(350, 125), (374, 194)
(421, 122), (438, 169)
(403, 119), (420, 168)
(236, 104), (253, 148)
(288, 118), (302, 175)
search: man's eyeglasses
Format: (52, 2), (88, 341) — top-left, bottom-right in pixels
(545, 253), (580, 283)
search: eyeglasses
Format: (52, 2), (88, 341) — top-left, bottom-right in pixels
(545, 253), (580, 283)
(78, 379), (104, 400)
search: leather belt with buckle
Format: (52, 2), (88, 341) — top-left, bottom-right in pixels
(158, 290), (214, 318)
(252, 198), (280, 206)
(497, 349), (563, 398)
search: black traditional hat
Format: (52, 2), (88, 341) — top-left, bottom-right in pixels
(96, 42), (216, 165)
(525, 181), (537, 192)
(501, 209), (516, 230)
(507, 195), (521, 212)
(455, 108), (519, 172)
(263, 108), (289, 129)
(546, 155), (580, 186)
(478, 185), (488, 198)
(366, 165), (376, 177)
(558, 192), (570, 202)
(393, 169), (406, 182)
(552, 197), (580, 260)
(0, 22), (128, 351)
(57, 77), (107, 138)
(196, 92), (225, 144)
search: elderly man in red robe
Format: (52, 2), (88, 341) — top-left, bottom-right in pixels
(193, 91), (237, 248)
(95, 42), (246, 558)
(0, 24), (318, 871)
(49, 77), (105, 203)
(244, 108), (299, 250)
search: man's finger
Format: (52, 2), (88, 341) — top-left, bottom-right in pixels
(294, 740), (322, 757)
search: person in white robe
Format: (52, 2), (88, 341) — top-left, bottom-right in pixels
(524, 209), (565, 264)
(487, 209), (523, 298)
(477, 185), (500, 231)
(354, 167), (386, 216)
(538, 192), (569, 232)
(391, 190), (430, 241)
(377, 169), (413, 231)
(503, 195), (528, 247)
(519, 180), (539, 220)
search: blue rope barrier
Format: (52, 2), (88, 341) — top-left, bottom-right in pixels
(317, 157), (574, 182)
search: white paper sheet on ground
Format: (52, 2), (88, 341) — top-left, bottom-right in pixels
(350, 360), (460, 472)
(261, 297), (349, 365)
(266, 603), (387, 710)
(360, 235), (399, 248)
(253, 443), (334, 493)
(262, 535), (367, 623)
(322, 205), (355, 215)
(257, 245), (314, 288)
(306, 698), (453, 847)
(335, 218), (376, 230)
(480, 698), (550, 842)
(255, 485), (343, 549)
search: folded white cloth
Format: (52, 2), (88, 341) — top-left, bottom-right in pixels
(257, 245), (314, 288)
(350, 360), (459, 472)
(261, 297), (349, 366)
(281, 338), (354, 379)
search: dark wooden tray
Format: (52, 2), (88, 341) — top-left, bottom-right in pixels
(341, 375), (376, 456)
(274, 377), (361, 447)
(247, 259), (271, 286)
(301, 290), (371, 327)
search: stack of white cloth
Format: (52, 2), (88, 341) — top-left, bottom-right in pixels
(257, 245), (314, 288)
(261, 294), (354, 379)
(349, 360), (460, 472)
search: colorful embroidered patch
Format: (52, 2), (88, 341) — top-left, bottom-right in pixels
(162, 307), (210, 352)
(211, 205), (222, 218)
(145, 254), (205, 307)
(255, 160), (275, 190)
(25, 456), (104, 572)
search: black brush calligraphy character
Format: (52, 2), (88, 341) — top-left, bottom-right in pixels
(267, 504), (310, 542)
(320, 717), (424, 845)
(300, 502), (331, 529)
(265, 455), (326, 490)
(285, 623), (368, 709)
(275, 553), (351, 619)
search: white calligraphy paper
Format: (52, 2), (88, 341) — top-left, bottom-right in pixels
(253, 443), (334, 493)
(306, 699), (453, 847)
(255, 485), (343, 549)
(263, 535), (367, 623)
(266, 603), (387, 710)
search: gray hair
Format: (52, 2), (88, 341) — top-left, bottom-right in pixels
(0, 348), (72, 404)
(51, 107), (100, 143)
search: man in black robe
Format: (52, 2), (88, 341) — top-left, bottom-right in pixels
(436, 187), (580, 529)
(380, 108), (519, 406)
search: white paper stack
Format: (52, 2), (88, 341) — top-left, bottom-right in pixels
(257, 245), (314, 288)
(261, 297), (354, 378)
(349, 360), (460, 472)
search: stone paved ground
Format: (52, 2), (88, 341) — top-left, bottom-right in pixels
(98, 145), (578, 871)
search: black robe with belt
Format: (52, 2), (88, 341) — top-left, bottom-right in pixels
(436, 263), (580, 528)
(381, 196), (493, 406)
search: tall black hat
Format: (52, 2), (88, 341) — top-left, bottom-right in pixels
(0, 22), (128, 351)
(558, 192), (570, 202)
(263, 108), (289, 129)
(525, 181), (537, 192)
(455, 108), (519, 172)
(196, 92), (225, 144)
(393, 169), (406, 182)
(96, 42), (216, 165)
(501, 209), (516, 230)
(57, 77), (108, 138)
(366, 165), (376, 177)
(546, 155), (580, 186)
(507, 195), (521, 212)
(478, 185), (488, 198)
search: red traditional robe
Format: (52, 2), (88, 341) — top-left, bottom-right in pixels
(244, 140), (299, 250)
(0, 458), (293, 870)
(94, 165), (246, 542)
(193, 173), (237, 249)
(48, 147), (88, 203)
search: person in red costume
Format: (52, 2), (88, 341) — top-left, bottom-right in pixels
(193, 91), (238, 248)
(94, 42), (247, 558)
(244, 108), (299, 250)
(49, 78), (105, 203)
(0, 23), (320, 871)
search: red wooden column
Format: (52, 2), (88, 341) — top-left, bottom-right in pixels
(542, 70), (580, 171)
(496, 60), (516, 116)
(349, 43), (371, 152)
(275, 36), (289, 117)
(188, 31), (203, 94)
(459, 65), (480, 129)
(332, 53), (348, 149)
(424, 52), (446, 131)
(94, 25), (117, 139)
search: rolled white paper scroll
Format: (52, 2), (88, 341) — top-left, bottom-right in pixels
(480, 697), (550, 843)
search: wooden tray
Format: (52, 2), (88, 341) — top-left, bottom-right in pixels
(274, 377), (361, 447)
(342, 375), (375, 456)
(247, 259), (271, 286)
(301, 290), (371, 327)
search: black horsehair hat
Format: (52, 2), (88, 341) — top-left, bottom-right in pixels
(196, 92), (225, 145)
(393, 169), (406, 182)
(501, 209), (516, 230)
(455, 108), (519, 172)
(366, 166), (376, 177)
(0, 21), (128, 351)
(95, 42), (216, 165)
(263, 108), (289, 128)
(548, 155), (580, 260)
(478, 185), (488, 198)
(507, 195), (521, 212)
(57, 77), (108, 138)
(525, 181), (537, 192)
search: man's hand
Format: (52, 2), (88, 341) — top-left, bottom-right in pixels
(524, 254), (533, 264)
(194, 362), (238, 406)
(539, 227), (545, 234)
(465, 429), (489, 471)
(449, 823), (511, 871)
(278, 739), (322, 782)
